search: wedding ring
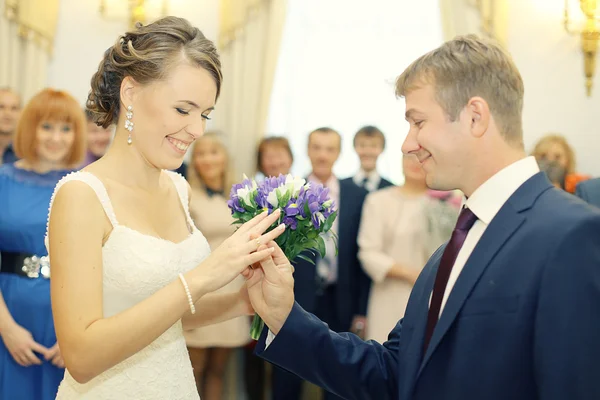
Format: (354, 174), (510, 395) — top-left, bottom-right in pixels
(255, 238), (261, 249)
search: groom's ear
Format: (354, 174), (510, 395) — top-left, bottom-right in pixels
(466, 96), (490, 139)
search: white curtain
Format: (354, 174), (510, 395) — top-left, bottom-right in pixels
(0, 0), (59, 102)
(439, 0), (508, 47)
(212, 0), (287, 177)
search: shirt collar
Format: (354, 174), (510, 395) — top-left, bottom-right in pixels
(353, 169), (380, 185)
(466, 156), (540, 225)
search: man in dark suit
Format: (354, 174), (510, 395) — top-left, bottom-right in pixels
(270, 127), (369, 400)
(576, 177), (600, 208)
(351, 125), (394, 191)
(244, 35), (600, 400)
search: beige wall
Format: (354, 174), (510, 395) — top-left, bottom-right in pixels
(46, 0), (219, 106)
(509, 0), (600, 176)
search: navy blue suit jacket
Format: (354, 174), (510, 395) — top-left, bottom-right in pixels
(257, 173), (600, 399)
(576, 177), (600, 208)
(292, 177), (369, 330)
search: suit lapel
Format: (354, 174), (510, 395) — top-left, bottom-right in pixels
(401, 248), (443, 399)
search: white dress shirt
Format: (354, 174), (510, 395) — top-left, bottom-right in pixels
(267, 156), (540, 345)
(353, 169), (381, 192)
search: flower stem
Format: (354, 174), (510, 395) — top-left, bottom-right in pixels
(250, 313), (265, 340)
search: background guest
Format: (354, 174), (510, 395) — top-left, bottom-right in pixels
(185, 131), (251, 400)
(531, 134), (589, 193)
(537, 159), (568, 190)
(80, 109), (113, 167)
(256, 136), (293, 178)
(0, 88), (22, 165)
(351, 125), (393, 192)
(0, 88), (86, 400)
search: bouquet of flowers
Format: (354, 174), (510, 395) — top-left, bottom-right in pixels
(227, 174), (338, 339)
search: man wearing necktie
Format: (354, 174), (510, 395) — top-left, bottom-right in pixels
(246, 35), (600, 400)
(350, 126), (394, 192)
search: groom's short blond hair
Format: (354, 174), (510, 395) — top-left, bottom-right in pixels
(395, 34), (525, 146)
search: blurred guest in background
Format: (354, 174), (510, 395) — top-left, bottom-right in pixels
(351, 125), (393, 192)
(0, 88), (22, 165)
(185, 131), (250, 400)
(537, 159), (567, 190)
(256, 136), (293, 178)
(358, 154), (459, 343)
(80, 109), (113, 167)
(0, 88), (86, 400)
(531, 134), (589, 193)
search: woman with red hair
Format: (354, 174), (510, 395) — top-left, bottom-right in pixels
(0, 88), (86, 399)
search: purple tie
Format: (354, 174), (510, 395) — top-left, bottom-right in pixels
(423, 206), (478, 352)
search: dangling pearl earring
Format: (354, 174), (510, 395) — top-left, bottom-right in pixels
(125, 105), (134, 145)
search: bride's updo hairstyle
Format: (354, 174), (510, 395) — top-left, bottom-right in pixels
(87, 16), (222, 128)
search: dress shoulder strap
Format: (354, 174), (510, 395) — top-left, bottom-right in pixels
(164, 170), (194, 229)
(46, 171), (119, 233)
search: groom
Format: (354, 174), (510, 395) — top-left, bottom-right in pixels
(244, 35), (600, 399)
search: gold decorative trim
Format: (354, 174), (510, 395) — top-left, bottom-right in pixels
(564, 0), (600, 96)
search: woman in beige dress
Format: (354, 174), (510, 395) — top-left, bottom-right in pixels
(185, 132), (251, 399)
(358, 154), (459, 343)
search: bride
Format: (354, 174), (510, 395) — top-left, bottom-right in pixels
(46, 17), (284, 399)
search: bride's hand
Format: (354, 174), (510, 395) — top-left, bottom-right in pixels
(188, 209), (285, 298)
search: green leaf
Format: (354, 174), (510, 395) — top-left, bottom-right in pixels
(331, 232), (339, 256)
(316, 235), (326, 258)
(323, 210), (337, 232)
(297, 254), (315, 265)
(278, 229), (290, 246)
(249, 195), (258, 209)
(307, 230), (318, 239)
(304, 239), (318, 249)
(304, 201), (312, 218)
(239, 197), (255, 212)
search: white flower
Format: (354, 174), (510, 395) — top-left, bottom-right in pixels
(267, 190), (279, 208)
(285, 174), (306, 197)
(315, 212), (325, 224)
(322, 199), (333, 208)
(237, 187), (253, 204)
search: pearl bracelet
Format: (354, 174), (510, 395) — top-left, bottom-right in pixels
(178, 273), (196, 315)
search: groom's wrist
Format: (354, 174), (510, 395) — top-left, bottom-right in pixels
(264, 304), (293, 335)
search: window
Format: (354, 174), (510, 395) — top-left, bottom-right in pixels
(266, 0), (443, 184)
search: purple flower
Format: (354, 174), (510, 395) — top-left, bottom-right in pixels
(283, 216), (298, 230)
(227, 198), (245, 214)
(284, 200), (301, 216)
(311, 211), (325, 230)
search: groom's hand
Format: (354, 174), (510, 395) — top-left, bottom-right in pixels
(242, 239), (294, 335)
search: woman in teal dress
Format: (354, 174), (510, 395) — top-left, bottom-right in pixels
(0, 88), (86, 399)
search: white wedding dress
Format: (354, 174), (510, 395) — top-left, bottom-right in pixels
(47, 170), (210, 399)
